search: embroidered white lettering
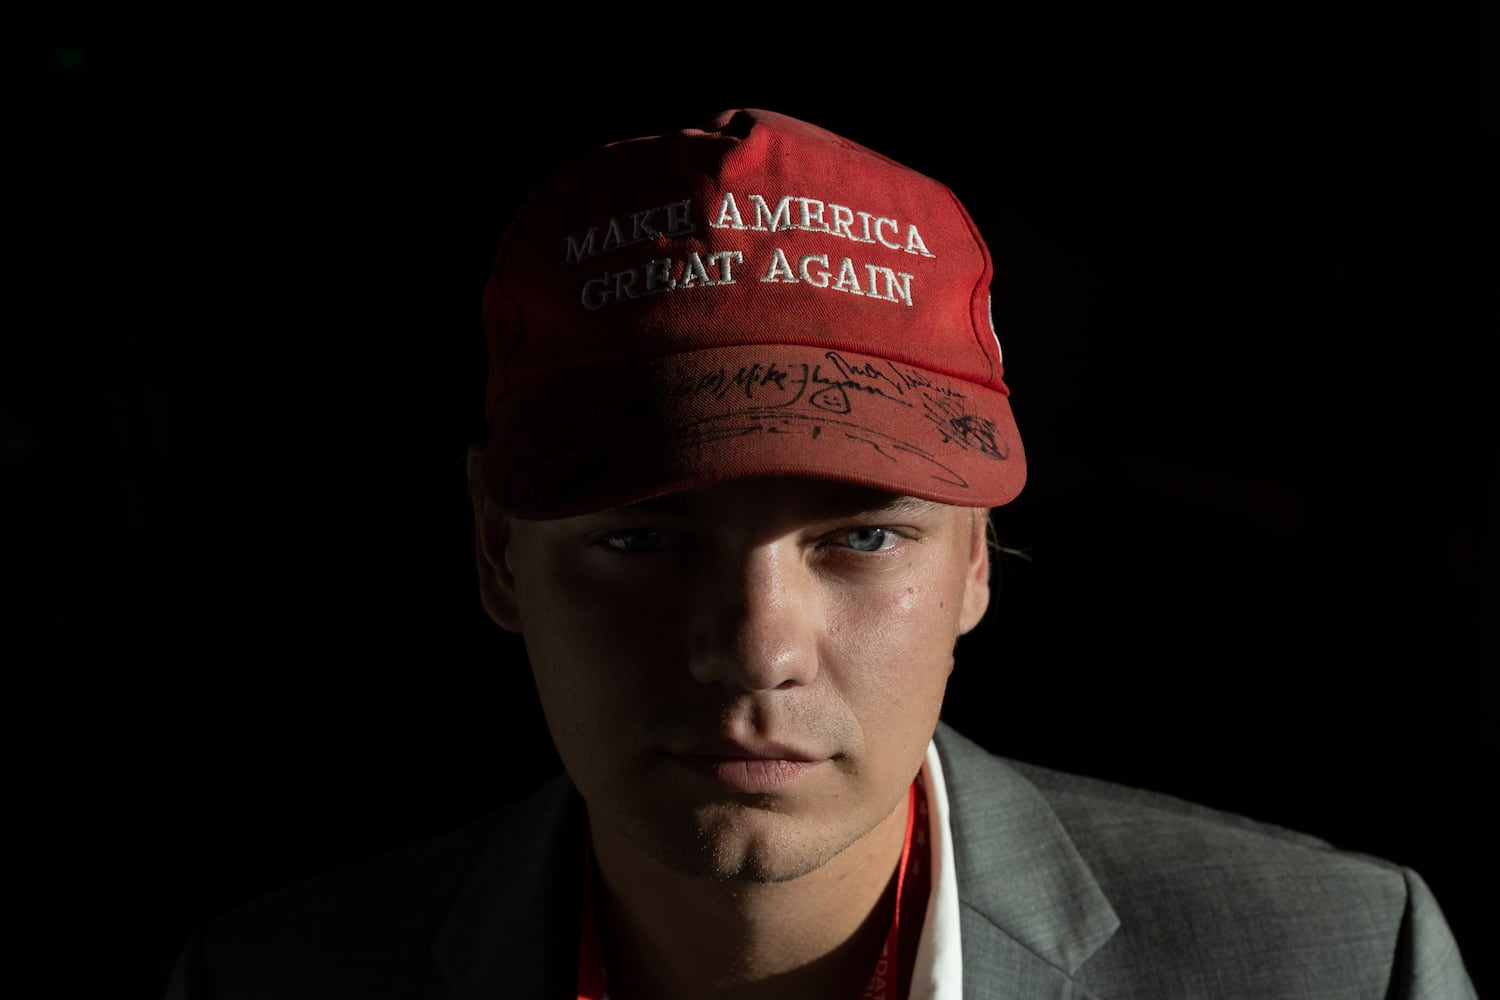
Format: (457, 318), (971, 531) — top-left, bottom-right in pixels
(706, 194), (936, 258)
(761, 247), (798, 283)
(798, 254), (833, 288)
(599, 217), (627, 253)
(829, 203), (857, 240)
(831, 257), (864, 295)
(663, 200), (694, 236)
(580, 250), (744, 310)
(797, 197), (829, 234)
(866, 265), (914, 305)
(750, 194), (795, 232)
(630, 207), (661, 241)
(905, 227), (934, 257)
(759, 251), (912, 306)
(643, 257), (673, 293)
(711, 193), (746, 229)
(564, 200), (696, 263)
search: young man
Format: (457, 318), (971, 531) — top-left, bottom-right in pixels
(167, 109), (1476, 998)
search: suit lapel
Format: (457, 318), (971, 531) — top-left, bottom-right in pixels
(431, 731), (1120, 999)
(934, 724), (1119, 998)
(431, 774), (587, 999)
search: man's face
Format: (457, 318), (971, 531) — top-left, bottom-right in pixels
(475, 475), (991, 884)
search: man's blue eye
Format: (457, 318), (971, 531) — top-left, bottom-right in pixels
(603, 530), (674, 553)
(844, 527), (892, 552)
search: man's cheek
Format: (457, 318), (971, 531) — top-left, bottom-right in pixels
(830, 588), (942, 655)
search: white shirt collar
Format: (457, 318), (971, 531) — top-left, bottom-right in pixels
(909, 739), (964, 1000)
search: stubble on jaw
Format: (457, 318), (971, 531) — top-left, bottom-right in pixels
(595, 779), (911, 886)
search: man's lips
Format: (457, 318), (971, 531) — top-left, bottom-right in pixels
(668, 738), (827, 793)
(674, 755), (821, 793)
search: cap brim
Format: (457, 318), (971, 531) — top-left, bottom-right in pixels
(484, 343), (1025, 519)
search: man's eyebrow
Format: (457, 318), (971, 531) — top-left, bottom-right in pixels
(849, 494), (947, 519)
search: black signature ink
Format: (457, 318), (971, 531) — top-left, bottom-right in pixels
(640, 356), (919, 419)
(823, 350), (970, 404)
(822, 351), (908, 402)
(826, 351), (905, 397)
(887, 361), (967, 399)
(675, 409), (972, 490)
(920, 394), (1009, 460)
(730, 362), (791, 399)
(648, 361), (809, 409)
(809, 386), (851, 413)
(809, 354), (915, 413)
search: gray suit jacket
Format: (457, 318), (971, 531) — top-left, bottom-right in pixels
(167, 724), (1477, 998)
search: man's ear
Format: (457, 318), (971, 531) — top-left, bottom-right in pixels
(467, 443), (523, 634)
(957, 509), (992, 635)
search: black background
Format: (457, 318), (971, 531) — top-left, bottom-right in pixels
(8, 4), (1494, 996)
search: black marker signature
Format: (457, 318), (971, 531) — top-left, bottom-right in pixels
(676, 409), (972, 490)
(644, 358), (916, 417)
(648, 361), (804, 409)
(824, 351), (970, 402)
(920, 394), (1009, 460)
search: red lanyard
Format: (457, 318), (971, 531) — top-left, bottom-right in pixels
(575, 856), (607, 1000)
(576, 780), (928, 1000)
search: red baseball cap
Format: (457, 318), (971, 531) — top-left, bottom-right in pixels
(480, 108), (1025, 518)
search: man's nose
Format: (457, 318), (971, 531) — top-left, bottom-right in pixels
(687, 544), (820, 692)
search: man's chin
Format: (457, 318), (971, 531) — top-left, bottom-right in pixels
(622, 809), (864, 885)
(647, 837), (840, 885)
